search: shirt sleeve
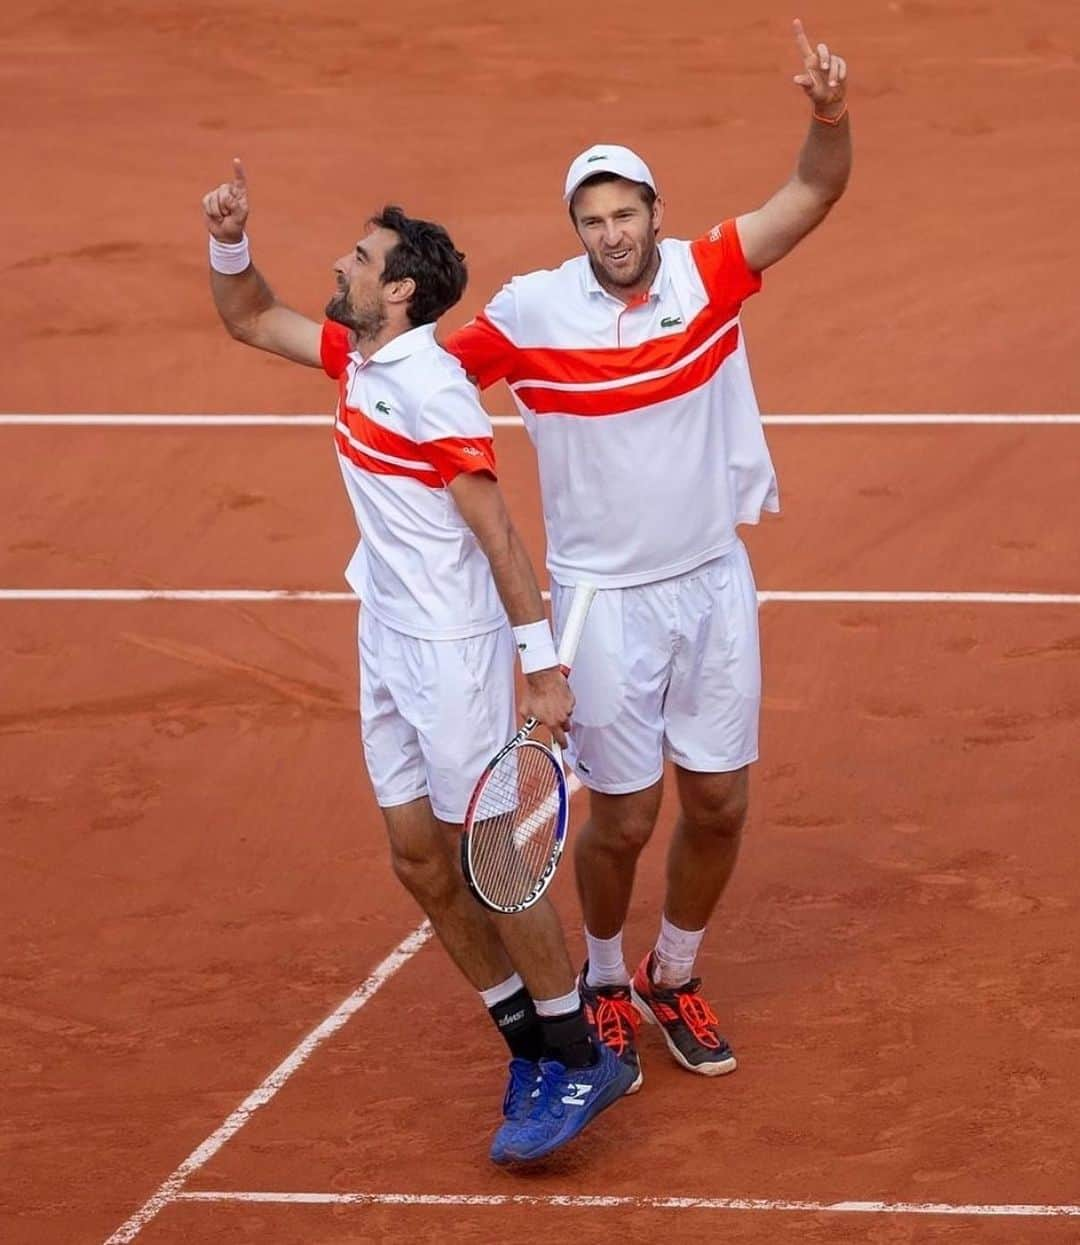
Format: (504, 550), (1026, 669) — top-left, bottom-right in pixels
(442, 285), (519, 389)
(416, 380), (498, 485)
(689, 219), (762, 311)
(320, 320), (353, 379)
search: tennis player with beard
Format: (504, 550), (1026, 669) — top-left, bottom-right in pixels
(200, 164), (635, 1163)
(445, 20), (852, 1092)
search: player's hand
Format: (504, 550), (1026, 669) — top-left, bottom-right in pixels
(522, 668), (574, 749)
(792, 18), (847, 116)
(202, 158), (249, 242)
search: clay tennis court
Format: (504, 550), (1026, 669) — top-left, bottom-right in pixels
(3, 1), (1079, 1241)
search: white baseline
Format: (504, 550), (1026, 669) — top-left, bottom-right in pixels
(174, 1190), (1080, 1218)
(4, 589), (1080, 605)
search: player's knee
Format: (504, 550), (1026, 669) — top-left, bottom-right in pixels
(389, 843), (457, 909)
(684, 779), (748, 841)
(588, 810), (655, 857)
(585, 785), (661, 858)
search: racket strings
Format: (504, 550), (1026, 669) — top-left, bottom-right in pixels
(468, 744), (561, 908)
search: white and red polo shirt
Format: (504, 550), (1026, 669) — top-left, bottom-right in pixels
(445, 219), (779, 589)
(321, 320), (506, 640)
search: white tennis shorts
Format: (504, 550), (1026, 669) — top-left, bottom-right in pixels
(358, 611), (516, 824)
(550, 542), (761, 795)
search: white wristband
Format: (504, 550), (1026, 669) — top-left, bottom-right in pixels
(513, 619), (558, 675)
(209, 233), (251, 275)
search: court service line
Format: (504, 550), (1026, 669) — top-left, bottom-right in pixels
(1, 413), (1079, 428)
(103, 770), (586, 1244)
(174, 1190), (1080, 1219)
(5, 589), (1080, 605)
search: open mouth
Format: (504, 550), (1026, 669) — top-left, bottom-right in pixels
(605, 249), (631, 263)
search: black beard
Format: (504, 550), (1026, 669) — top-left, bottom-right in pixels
(325, 292), (387, 341)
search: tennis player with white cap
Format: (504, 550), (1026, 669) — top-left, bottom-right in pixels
(445, 18), (851, 1093)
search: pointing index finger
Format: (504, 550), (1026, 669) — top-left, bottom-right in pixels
(793, 17), (814, 61)
(232, 157), (247, 188)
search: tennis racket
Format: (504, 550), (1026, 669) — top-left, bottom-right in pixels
(461, 583), (597, 914)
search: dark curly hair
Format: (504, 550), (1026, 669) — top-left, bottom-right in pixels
(369, 206), (468, 327)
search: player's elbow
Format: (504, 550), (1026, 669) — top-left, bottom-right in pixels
(794, 178), (844, 218)
(220, 313), (263, 348)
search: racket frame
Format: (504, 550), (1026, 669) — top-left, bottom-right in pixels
(459, 582), (597, 914)
(460, 736), (568, 914)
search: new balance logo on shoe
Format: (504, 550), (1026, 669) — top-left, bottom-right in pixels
(561, 1083), (594, 1106)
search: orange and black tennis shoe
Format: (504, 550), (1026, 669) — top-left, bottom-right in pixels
(630, 952), (737, 1076)
(578, 962), (643, 1094)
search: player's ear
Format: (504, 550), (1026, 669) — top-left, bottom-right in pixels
(651, 195), (665, 238)
(385, 276), (416, 307)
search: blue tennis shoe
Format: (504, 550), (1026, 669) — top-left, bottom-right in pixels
(490, 1042), (633, 1164)
(489, 1058), (541, 1163)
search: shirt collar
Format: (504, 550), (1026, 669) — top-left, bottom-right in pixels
(582, 246), (669, 302)
(352, 322), (437, 367)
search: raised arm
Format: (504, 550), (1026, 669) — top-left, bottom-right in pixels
(449, 470), (573, 743)
(736, 19), (852, 273)
(202, 159), (322, 367)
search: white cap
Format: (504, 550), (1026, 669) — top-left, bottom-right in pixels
(563, 144), (657, 203)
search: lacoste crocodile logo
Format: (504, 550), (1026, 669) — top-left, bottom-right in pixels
(374, 401), (392, 416)
(660, 316), (683, 329)
(586, 154), (607, 163)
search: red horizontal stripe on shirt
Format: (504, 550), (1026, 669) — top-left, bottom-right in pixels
(337, 389), (433, 464)
(513, 321), (741, 418)
(334, 426), (444, 487)
(335, 394), (496, 484)
(506, 302), (741, 390)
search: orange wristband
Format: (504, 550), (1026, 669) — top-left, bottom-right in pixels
(813, 102), (848, 126)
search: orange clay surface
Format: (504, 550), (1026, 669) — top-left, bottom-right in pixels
(2, 1), (1080, 1242)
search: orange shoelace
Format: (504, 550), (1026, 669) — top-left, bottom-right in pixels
(593, 994), (641, 1055)
(676, 990), (722, 1049)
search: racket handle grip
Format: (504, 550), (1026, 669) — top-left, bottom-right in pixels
(556, 583), (597, 674)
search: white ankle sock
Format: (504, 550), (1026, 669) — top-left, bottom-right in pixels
(584, 929), (629, 987)
(534, 987), (582, 1018)
(478, 972), (525, 1009)
(653, 916), (706, 987)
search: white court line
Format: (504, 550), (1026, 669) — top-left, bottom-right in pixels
(174, 1190), (1080, 1218)
(756, 591), (1080, 605)
(1, 413), (1080, 427)
(103, 923), (435, 1244)
(5, 589), (1080, 605)
(0, 588), (359, 602)
(103, 771), (586, 1243)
